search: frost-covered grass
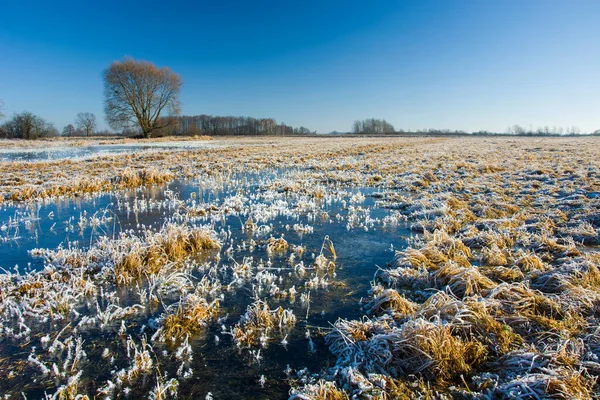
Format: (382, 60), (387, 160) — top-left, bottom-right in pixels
(0, 136), (599, 398)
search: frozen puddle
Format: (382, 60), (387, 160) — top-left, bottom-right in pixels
(0, 141), (225, 162)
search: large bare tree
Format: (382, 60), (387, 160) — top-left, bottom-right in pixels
(75, 112), (97, 136)
(104, 58), (182, 138)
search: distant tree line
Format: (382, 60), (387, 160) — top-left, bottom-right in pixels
(348, 120), (599, 137)
(352, 118), (395, 134)
(0, 109), (312, 139)
(1, 93), (599, 139)
(503, 124), (583, 136)
(156, 115), (314, 136)
(403, 125), (594, 136)
(62, 124), (114, 137)
(0, 111), (58, 139)
(404, 128), (468, 135)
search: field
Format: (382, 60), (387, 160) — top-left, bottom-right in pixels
(0, 136), (599, 399)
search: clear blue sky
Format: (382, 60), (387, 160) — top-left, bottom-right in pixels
(1, 0), (599, 133)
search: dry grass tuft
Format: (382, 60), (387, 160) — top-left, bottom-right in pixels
(546, 370), (595, 399)
(392, 248), (431, 269)
(515, 250), (548, 273)
(313, 236), (337, 272)
(115, 167), (174, 188)
(161, 295), (220, 340)
(488, 283), (584, 335)
(115, 224), (221, 284)
(244, 216), (257, 231)
(289, 380), (349, 400)
(481, 244), (509, 266)
(16, 280), (44, 297)
(422, 230), (473, 267)
(458, 298), (523, 355)
(571, 256), (600, 289)
(365, 286), (418, 319)
(432, 263), (497, 297)
(370, 376), (437, 400)
(401, 319), (488, 381)
(528, 234), (581, 257)
(232, 300), (296, 348)
(481, 265), (524, 283)
(267, 235), (289, 254)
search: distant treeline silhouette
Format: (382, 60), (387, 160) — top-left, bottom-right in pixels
(2, 107), (600, 140)
(156, 115), (314, 136)
(0, 111), (58, 140)
(398, 125), (598, 136)
(352, 118), (395, 134)
(350, 121), (600, 137)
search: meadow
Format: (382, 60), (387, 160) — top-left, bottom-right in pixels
(0, 136), (599, 399)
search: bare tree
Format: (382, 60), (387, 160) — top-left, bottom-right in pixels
(104, 57), (182, 138)
(75, 112), (97, 136)
(62, 124), (76, 136)
(0, 100), (5, 120)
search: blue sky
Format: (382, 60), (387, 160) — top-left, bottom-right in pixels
(1, 0), (599, 133)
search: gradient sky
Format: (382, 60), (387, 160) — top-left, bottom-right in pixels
(1, 0), (599, 133)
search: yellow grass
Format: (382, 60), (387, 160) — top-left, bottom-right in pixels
(161, 295), (220, 340)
